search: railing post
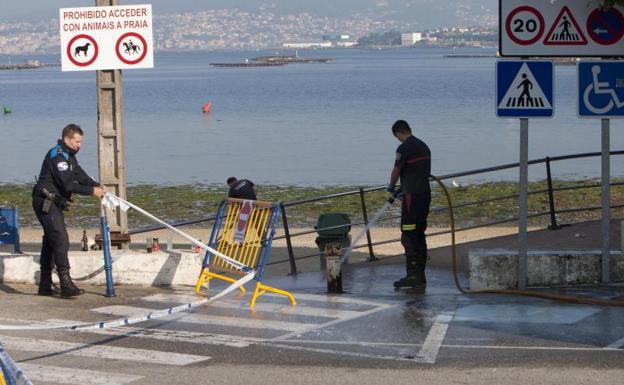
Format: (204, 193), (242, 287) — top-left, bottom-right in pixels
(280, 203), (297, 275)
(359, 187), (378, 262)
(545, 157), (560, 230)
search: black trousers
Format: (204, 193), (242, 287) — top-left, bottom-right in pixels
(400, 192), (431, 275)
(32, 196), (70, 273)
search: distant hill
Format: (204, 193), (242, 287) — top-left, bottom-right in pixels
(3, 0), (497, 28)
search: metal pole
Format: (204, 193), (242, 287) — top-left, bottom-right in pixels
(359, 187), (378, 261)
(545, 157), (559, 230)
(101, 210), (116, 297)
(601, 118), (610, 284)
(280, 203), (297, 275)
(518, 118), (529, 290)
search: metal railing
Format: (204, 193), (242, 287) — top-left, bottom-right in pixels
(130, 150), (624, 274)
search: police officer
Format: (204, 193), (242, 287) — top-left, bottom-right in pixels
(226, 177), (257, 200)
(33, 124), (104, 298)
(387, 120), (431, 289)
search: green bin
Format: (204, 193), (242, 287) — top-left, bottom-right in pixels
(315, 213), (351, 270)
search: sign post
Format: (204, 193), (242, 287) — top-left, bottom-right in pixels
(60, 1), (153, 244)
(577, 60), (624, 283)
(497, 60), (554, 289)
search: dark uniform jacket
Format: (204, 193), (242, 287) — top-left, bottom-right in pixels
(228, 179), (257, 200)
(33, 140), (99, 201)
(395, 135), (431, 195)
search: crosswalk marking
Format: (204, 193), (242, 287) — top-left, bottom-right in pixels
(0, 336), (209, 366)
(142, 294), (365, 318)
(92, 305), (317, 332)
(66, 323), (261, 348)
(18, 363), (143, 385)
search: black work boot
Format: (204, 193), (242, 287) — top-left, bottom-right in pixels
(394, 262), (426, 289)
(393, 274), (426, 288)
(37, 270), (56, 296)
(58, 270), (84, 298)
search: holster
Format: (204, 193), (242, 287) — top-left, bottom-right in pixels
(41, 188), (70, 212)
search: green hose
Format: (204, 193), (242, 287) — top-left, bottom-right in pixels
(429, 174), (624, 306)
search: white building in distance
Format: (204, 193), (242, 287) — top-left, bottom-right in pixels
(401, 32), (422, 46)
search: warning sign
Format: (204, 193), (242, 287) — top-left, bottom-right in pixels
(60, 4), (153, 71)
(543, 6), (587, 45)
(234, 200), (254, 243)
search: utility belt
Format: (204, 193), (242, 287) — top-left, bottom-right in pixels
(35, 187), (71, 213)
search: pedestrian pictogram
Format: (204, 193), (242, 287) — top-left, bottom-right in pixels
(578, 61), (624, 117)
(544, 6), (587, 45)
(115, 32), (148, 65)
(497, 60), (554, 118)
(586, 7), (624, 45)
(67, 34), (98, 67)
(505, 6), (545, 45)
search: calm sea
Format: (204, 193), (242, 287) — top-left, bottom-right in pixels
(0, 48), (622, 186)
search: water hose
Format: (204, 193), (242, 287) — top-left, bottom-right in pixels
(430, 174), (624, 306)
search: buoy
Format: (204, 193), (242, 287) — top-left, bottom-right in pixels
(202, 101), (212, 113)
(3, 106), (11, 114)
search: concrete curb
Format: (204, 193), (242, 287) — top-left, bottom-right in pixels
(469, 249), (624, 290)
(0, 250), (205, 287)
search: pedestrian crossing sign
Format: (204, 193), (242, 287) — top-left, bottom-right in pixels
(544, 6), (588, 45)
(496, 60), (554, 118)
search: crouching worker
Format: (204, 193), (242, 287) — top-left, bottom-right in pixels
(32, 124), (105, 298)
(387, 120), (431, 289)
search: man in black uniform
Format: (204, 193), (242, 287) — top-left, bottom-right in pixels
(387, 120), (431, 289)
(33, 124), (105, 298)
(226, 177), (257, 200)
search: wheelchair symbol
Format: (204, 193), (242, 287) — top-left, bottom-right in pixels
(583, 65), (624, 114)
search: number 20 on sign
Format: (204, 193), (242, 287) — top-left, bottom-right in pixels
(506, 6), (545, 45)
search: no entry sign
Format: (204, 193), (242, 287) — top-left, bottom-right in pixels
(60, 4), (153, 71)
(500, 0), (624, 56)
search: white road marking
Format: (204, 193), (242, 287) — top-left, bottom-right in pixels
(18, 363), (142, 385)
(606, 337), (624, 349)
(261, 342), (423, 363)
(92, 305), (317, 332)
(75, 325), (261, 348)
(142, 293), (364, 319)
(269, 303), (396, 342)
(417, 313), (453, 364)
(0, 336), (209, 366)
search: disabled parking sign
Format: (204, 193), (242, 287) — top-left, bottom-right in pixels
(496, 60), (554, 118)
(578, 61), (624, 118)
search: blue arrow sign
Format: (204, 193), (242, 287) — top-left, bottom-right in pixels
(496, 60), (554, 118)
(578, 61), (624, 118)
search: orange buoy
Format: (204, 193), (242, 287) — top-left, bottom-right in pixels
(202, 101), (212, 113)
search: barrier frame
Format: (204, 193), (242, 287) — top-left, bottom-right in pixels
(195, 198), (295, 308)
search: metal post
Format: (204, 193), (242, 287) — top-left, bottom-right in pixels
(518, 118), (529, 290)
(601, 119), (610, 284)
(96, 0), (128, 248)
(545, 157), (559, 230)
(101, 211), (116, 297)
(359, 187), (378, 262)
(280, 203), (297, 275)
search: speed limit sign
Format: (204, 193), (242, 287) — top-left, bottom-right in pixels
(505, 6), (545, 45)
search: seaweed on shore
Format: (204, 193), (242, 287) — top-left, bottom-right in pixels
(0, 180), (621, 230)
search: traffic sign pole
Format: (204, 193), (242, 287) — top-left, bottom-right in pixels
(518, 118), (529, 290)
(601, 118), (610, 283)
